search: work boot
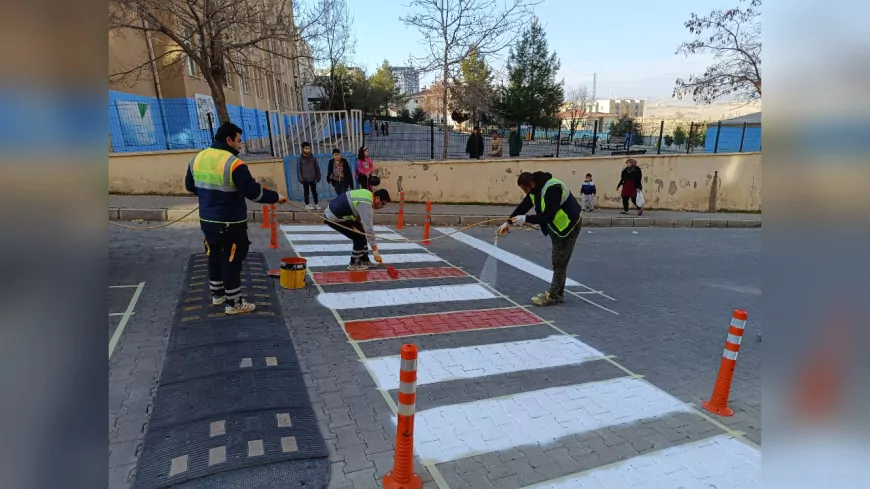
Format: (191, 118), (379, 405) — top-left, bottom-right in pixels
(212, 295), (226, 306)
(531, 292), (557, 307)
(347, 257), (363, 271)
(225, 298), (256, 315)
(360, 255), (379, 268)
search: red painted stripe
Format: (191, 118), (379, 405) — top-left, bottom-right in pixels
(312, 266), (466, 284)
(344, 307), (542, 340)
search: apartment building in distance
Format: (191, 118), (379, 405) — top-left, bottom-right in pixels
(390, 66), (421, 95)
(108, 6), (315, 152)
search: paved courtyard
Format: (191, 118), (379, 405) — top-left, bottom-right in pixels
(109, 220), (761, 488)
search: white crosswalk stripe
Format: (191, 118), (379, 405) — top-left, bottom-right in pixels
(305, 253), (443, 268)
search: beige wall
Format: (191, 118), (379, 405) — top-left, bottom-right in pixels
(108, 28), (158, 97)
(108, 152), (762, 212)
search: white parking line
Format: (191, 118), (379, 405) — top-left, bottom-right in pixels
(109, 282), (145, 359)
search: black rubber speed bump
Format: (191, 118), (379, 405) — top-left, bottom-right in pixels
(133, 253), (329, 489)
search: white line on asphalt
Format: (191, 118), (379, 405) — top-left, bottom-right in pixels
(317, 284), (496, 309)
(364, 335), (606, 390)
(284, 232), (404, 242)
(108, 312), (134, 317)
(109, 282), (145, 359)
(280, 224), (392, 232)
(521, 434), (762, 489)
(109, 284), (140, 289)
(293, 242), (424, 253)
(404, 377), (692, 464)
(566, 290), (620, 316)
(305, 253), (444, 268)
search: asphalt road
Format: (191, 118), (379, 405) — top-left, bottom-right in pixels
(109, 221), (761, 489)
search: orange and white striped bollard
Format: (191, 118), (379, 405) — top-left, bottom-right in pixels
(269, 203), (279, 249)
(702, 309), (749, 416)
(261, 185), (270, 228)
(383, 344), (423, 489)
(397, 192), (405, 229)
(421, 201), (431, 245)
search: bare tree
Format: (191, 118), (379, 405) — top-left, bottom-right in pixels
(563, 86), (588, 142)
(673, 0), (761, 104)
(400, 0), (540, 159)
(312, 0), (354, 110)
(109, 0), (333, 123)
(419, 81), (449, 122)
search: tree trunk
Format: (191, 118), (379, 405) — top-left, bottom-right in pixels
(205, 73), (231, 124)
(441, 68), (449, 160)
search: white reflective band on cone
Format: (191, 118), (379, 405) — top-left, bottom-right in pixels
(723, 349), (739, 360)
(400, 358), (417, 372)
(726, 333), (743, 345)
(398, 381), (417, 395)
(731, 318), (747, 329)
(398, 403), (416, 416)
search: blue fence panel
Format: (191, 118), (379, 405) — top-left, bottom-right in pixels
(283, 154), (359, 202)
(704, 125), (762, 153)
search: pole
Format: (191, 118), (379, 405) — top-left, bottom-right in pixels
(422, 202), (431, 245)
(627, 120), (633, 152)
(687, 122), (694, 154)
(382, 344), (423, 489)
(713, 121), (722, 153)
(397, 192), (405, 230)
(429, 119), (435, 160)
(738, 122), (747, 152)
(657, 120), (664, 155)
(266, 111), (275, 157)
(556, 125), (561, 158)
(702, 310), (749, 417)
(591, 120), (598, 155)
(207, 112), (215, 143)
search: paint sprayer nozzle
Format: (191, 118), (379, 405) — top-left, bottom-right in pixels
(386, 266), (399, 280)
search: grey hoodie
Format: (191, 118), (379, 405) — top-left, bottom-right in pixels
(297, 153), (321, 183)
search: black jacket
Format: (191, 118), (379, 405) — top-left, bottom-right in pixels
(508, 171), (582, 237)
(617, 166), (643, 190)
(465, 133), (485, 158)
(326, 158), (354, 187)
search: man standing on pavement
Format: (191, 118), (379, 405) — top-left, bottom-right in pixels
(186, 122), (287, 314)
(297, 141), (321, 210)
(498, 171), (582, 306)
(508, 123), (523, 157)
(323, 182), (391, 270)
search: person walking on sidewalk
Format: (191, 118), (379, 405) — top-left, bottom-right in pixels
(465, 125), (485, 159)
(616, 158), (643, 215)
(356, 146), (375, 190)
(327, 148), (353, 195)
(324, 186), (391, 270)
(185, 122), (287, 315)
(580, 173), (596, 211)
(508, 123), (523, 157)
(297, 141), (321, 209)
(498, 171), (582, 307)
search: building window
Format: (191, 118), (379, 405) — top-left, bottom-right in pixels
(183, 30), (199, 78)
(254, 70), (264, 98)
(224, 60), (234, 89)
(241, 65), (250, 94)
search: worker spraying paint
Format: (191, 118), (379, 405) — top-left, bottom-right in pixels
(323, 175), (392, 270)
(498, 171), (582, 306)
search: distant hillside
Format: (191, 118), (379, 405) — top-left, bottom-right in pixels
(643, 100), (761, 123)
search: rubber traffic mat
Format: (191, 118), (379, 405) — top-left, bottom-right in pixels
(133, 253), (329, 489)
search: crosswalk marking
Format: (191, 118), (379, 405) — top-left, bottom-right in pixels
(293, 242), (423, 253)
(317, 284), (497, 310)
(280, 225), (392, 232)
(523, 434), (762, 489)
(404, 377), (692, 464)
(364, 335), (605, 390)
(305, 253), (444, 268)
(284, 232), (404, 242)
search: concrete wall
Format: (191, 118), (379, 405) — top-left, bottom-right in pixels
(108, 151), (762, 212)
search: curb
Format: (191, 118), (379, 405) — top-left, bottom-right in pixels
(109, 207), (762, 229)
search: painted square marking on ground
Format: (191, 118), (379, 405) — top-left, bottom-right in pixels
(317, 283), (497, 310)
(524, 434), (762, 489)
(314, 267), (467, 286)
(284, 232), (404, 242)
(365, 335), (606, 389)
(280, 224), (392, 233)
(293, 242), (423, 253)
(343, 306), (538, 339)
(404, 377), (692, 464)
(305, 253), (445, 268)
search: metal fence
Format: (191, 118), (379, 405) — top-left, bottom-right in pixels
(361, 119), (761, 161)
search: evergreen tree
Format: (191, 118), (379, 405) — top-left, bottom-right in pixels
(499, 17), (564, 139)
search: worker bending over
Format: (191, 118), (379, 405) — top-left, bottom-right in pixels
(324, 177), (391, 270)
(186, 122), (287, 314)
(499, 171), (582, 306)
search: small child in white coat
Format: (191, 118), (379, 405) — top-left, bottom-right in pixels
(580, 173), (596, 211)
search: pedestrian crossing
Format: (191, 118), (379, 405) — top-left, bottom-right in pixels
(280, 224), (762, 489)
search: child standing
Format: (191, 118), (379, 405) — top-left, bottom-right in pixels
(327, 148), (353, 195)
(297, 141), (321, 209)
(356, 146), (375, 190)
(580, 173), (596, 211)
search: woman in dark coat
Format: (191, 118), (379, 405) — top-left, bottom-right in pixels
(327, 148), (354, 195)
(616, 158), (643, 215)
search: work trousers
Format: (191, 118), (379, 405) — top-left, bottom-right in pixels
(325, 219), (368, 260)
(202, 221), (250, 304)
(303, 182), (318, 205)
(548, 224), (581, 298)
(622, 196), (639, 212)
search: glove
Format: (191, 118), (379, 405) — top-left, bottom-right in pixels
(277, 194), (288, 204)
(497, 222), (510, 236)
(372, 246), (383, 264)
(512, 215), (526, 226)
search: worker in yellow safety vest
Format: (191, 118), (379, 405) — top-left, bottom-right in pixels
(185, 122), (287, 314)
(498, 171), (582, 306)
(324, 180), (391, 270)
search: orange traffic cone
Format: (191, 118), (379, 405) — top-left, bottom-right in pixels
(702, 309), (748, 416)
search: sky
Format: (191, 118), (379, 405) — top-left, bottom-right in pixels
(346, 0), (725, 101)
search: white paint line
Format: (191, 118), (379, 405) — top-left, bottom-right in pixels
(434, 228), (580, 286)
(318, 283), (496, 310)
(109, 284), (140, 289)
(108, 312), (134, 317)
(280, 224), (392, 232)
(284, 232), (403, 242)
(306, 253), (444, 268)
(523, 434), (762, 489)
(109, 282), (145, 358)
(404, 377), (692, 464)
(566, 290), (620, 316)
(364, 335), (606, 390)
(293, 242), (423, 253)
